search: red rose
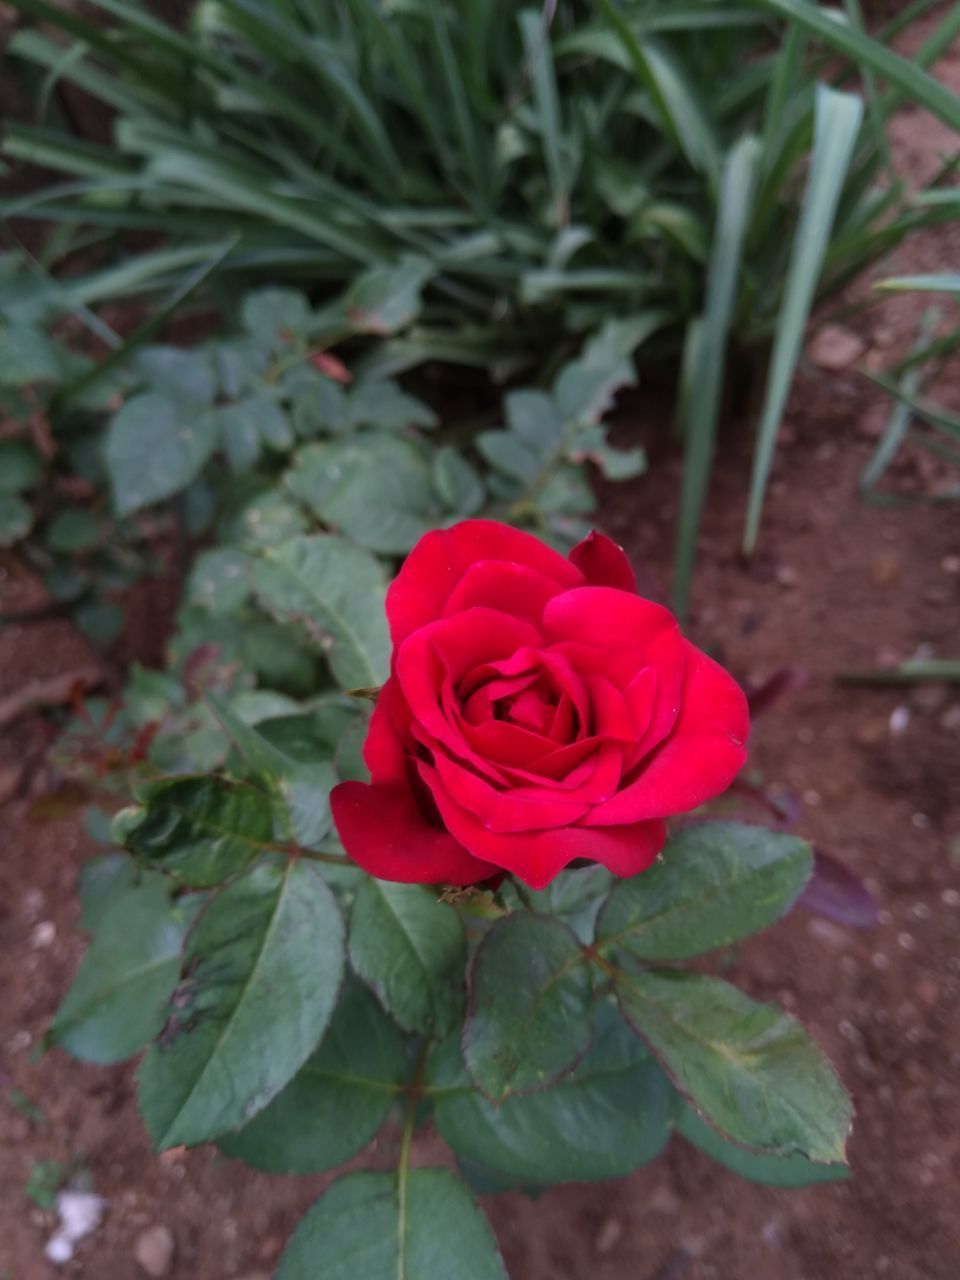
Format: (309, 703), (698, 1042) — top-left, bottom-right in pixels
(331, 521), (749, 890)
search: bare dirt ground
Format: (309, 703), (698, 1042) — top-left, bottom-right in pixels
(2, 18), (960, 1280)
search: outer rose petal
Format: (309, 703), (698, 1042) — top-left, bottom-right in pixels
(386, 519), (582, 645)
(443, 560), (566, 628)
(543, 586), (677, 651)
(588, 641), (749, 825)
(330, 781), (498, 885)
(362, 679), (410, 783)
(569, 530), (637, 592)
(421, 759), (665, 889)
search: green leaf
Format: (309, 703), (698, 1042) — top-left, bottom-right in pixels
(743, 85), (863, 553)
(0, 440), (42, 493)
(206, 694), (338, 851)
(289, 375), (348, 438)
(241, 287), (312, 348)
(464, 912), (592, 1101)
(349, 880), (466, 1036)
(186, 547), (253, 615)
(347, 378), (438, 432)
(251, 534), (390, 688)
(74, 598), (124, 647)
(220, 979), (404, 1173)
(105, 392), (219, 517)
(0, 324), (61, 386)
(508, 864), (613, 944)
(614, 966), (851, 1163)
(219, 394), (294, 470)
(433, 1003), (675, 1183)
(343, 256), (431, 335)
(138, 857), (344, 1148)
(431, 446), (485, 516)
(0, 494), (34, 546)
(51, 875), (192, 1064)
(505, 390), (564, 452)
(134, 345), (216, 406)
(218, 489), (309, 549)
(284, 434), (441, 554)
(276, 1169), (506, 1280)
(676, 1103), (849, 1187)
(78, 853), (139, 930)
(122, 775), (273, 888)
(44, 506), (101, 553)
(596, 821), (812, 961)
(475, 430), (542, 483)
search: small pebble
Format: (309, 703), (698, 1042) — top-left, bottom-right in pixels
(30, 921), (56, 949)
(807, 325), (867, 371)
(595, 1217), (623, 1255)
(135, 1225), (175, 1278)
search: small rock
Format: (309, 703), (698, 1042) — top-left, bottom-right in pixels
(942, 555), (960, 575)
(649, 1184), (680, 1215)
(807, 918), (848, 948)
(0, 762), (23, 805)
(916, 978), (939, 1006)
(46, 1191), (106, 1266)
(807, 325), (867, 371)
(775, 564), (798, 589)
(29, 921), (56, 949)
(941, 705), (960, 734)
(854, 718), (886, 747)
(595, 1217), (623, 1255)
(889, 706), (911, 737)
(135, 1225), (175, 1277)
(870, 554), (900, 587)
(909, 683), (950, 714)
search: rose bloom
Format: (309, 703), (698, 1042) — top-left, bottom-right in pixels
(331, 521), (749, 890)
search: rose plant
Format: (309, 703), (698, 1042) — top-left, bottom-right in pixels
(51, 521), (852, 1277)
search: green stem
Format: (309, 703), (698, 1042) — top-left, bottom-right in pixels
(297, 848), (353, 867)
(396, 1041), (429, 1280)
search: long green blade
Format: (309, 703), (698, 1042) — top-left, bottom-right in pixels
(673, 135), (761, 617)
(743, 85), (863, 553)
(748, 0), (960, 132)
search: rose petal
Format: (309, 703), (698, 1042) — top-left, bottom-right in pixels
(543, 585), (677, 651)
(330, 780), (497, 885)
(396, 608), (542, 761)
(420, 760), (665, 888)
(387, 520), (582, 645)
(569, 530), (637, 592)
(589, 641), (749, 825)
(426, 751), (596, 833)
(362, 679), (410, 783)
(443, 559), (566, 628)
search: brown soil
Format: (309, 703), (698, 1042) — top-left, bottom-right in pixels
(3, 21), (960, 1280)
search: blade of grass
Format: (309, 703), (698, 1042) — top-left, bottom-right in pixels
(597, 0), (721, 186)
(673, 135), (761, 617)
(747, 0), (960, 132)
(877, 274), (960, 294)
(860, 310), (939, 492)
(55, 236), (240, 409)
(743, 85), (863, 554)
(519, 8), (568, 225)
(838, 660), (960, 686)
(864, 373), (960, 442)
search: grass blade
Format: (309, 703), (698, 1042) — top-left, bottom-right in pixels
(877, 274), (960, 295)
(748, 0), (960, 132)
(743, 85), (863, 554)
(673, 136), (761, 617)
(519, 8), (568, 224)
